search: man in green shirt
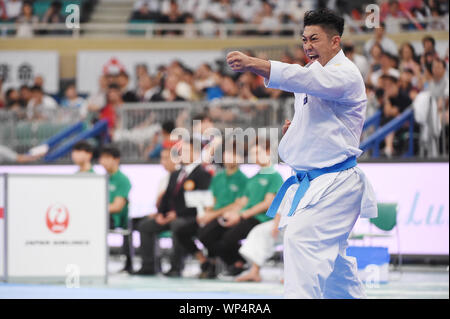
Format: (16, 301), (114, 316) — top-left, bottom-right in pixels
(198, 138), (283, 277)
(71, 141), (95, 173)
(99, 145), (132, 272)
(175, 141), (249, 279)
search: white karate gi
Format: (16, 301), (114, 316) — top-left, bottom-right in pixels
(264, 50), (378, 299)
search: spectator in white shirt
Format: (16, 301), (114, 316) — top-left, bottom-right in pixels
(343, 41), (369, 79)
(232, 0), (261, 23)
(26, 85), (58, 120)
(363, 22), (398, 58)
(15, 0), (38, 37)
(5, 0), (22, 21)
(205, 0), (232, 23)
(368, 51), (400, 88)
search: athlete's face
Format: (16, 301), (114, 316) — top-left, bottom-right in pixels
(302, 25), (341, 66)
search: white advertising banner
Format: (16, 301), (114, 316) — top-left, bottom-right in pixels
(6, 174), (107, 282)
(0, 163), (448, 255)
(77, 50), (223, 94)
(0, 51), (59, 94)
(0, 175), (4, 281)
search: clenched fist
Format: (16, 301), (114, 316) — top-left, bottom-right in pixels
(226, 51), (251, 73)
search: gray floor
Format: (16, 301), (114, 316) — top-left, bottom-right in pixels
(0, 257), (448, 299)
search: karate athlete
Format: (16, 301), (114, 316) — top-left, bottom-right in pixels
(226, 8), (378, 299)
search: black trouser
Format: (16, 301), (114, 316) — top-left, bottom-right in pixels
(198, 217), (260, 266)
(109, 216), (132, 269)
(173, 218), (200, 256)
(137, 216), (197, 272)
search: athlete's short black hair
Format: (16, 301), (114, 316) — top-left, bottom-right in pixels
(303, 8), (344, 37)
(72, 140), (94, 154)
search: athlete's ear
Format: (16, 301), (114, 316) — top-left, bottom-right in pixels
(331, 35), (341, 50)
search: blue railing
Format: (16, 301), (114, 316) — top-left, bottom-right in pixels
(43, 121), (85, 149)
(360, 108), (415, 158)
(44, 120), (108, 162)
(363, 110), (382, 132)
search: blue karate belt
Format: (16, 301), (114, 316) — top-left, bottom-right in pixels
(266, 156), (357, 218)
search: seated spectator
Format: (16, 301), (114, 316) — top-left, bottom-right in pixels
(18, 84), (31, 107)
(0, 1), (7, 21)
(117, 71), (139, 102)
(135, 63), (150, 82)
(33, 75), (45, 90)
(252, 0), (280, 35)
(158, 0), (185, 35)
(81, 75), (108, 118)
(155, 146), (180, 208)
(61, 84), (86, 108)
(99, 83), (123, 138)
(15, 0), (38, 38)
(4, 88), (25, 118)
(204, 0), (232, 23)
(428, 58), (449, 127)
(343, 41), (369, 79)
(380, 74), (412, 157)
(399, 69), (420, 101)
(144, 120), (177, 159)
(133, 0), (160, 14)
(236, 73), (258, 101)
(99, 145), (133, 273)
(176, 141), (248, 279)
(236, 212), (282, 282)
(198, 138), (283, 277)
(194, 63), (219, 99)
(26, 85), (58, 120)
(71, 140), (94, 173)
(176, 67), (197, 100)
(4, 0), (22, 21)
(398, 42), (423, 90)
(382, 0), (406, 33)
(134, 138), (212, 277)
(137, 74), (159, 102)
(367, 42), (383, 75)
(363, 22), (398, 58)
(220, 75), (238, 98)
(232, 0), (261, 23)
(399, 42), (421, 73)
(42, 0), (64, 24)
(368, 51), (400, 88)
(130, 2), (158, 21)
(150, 74), (185, 102)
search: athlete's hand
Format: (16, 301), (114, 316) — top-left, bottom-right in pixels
(227, 51), (251, 73)
(282, 119), (291, 136)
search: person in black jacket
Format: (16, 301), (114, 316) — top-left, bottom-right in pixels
(134, 137), (212, 276)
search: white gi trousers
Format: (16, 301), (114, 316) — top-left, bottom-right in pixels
(239, 220), (284, 267)
(279, 167), (377, 299)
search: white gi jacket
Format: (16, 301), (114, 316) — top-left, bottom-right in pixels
(264, 50), (378, 228)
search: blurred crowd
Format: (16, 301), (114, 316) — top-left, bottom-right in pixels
(0, 0), (448, 38)
(0, 0), (69, 37)
(1, 28), (449, 158)
(0, 1), (449, 159)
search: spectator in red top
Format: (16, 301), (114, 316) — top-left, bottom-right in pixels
(100, 83), (123, 138)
